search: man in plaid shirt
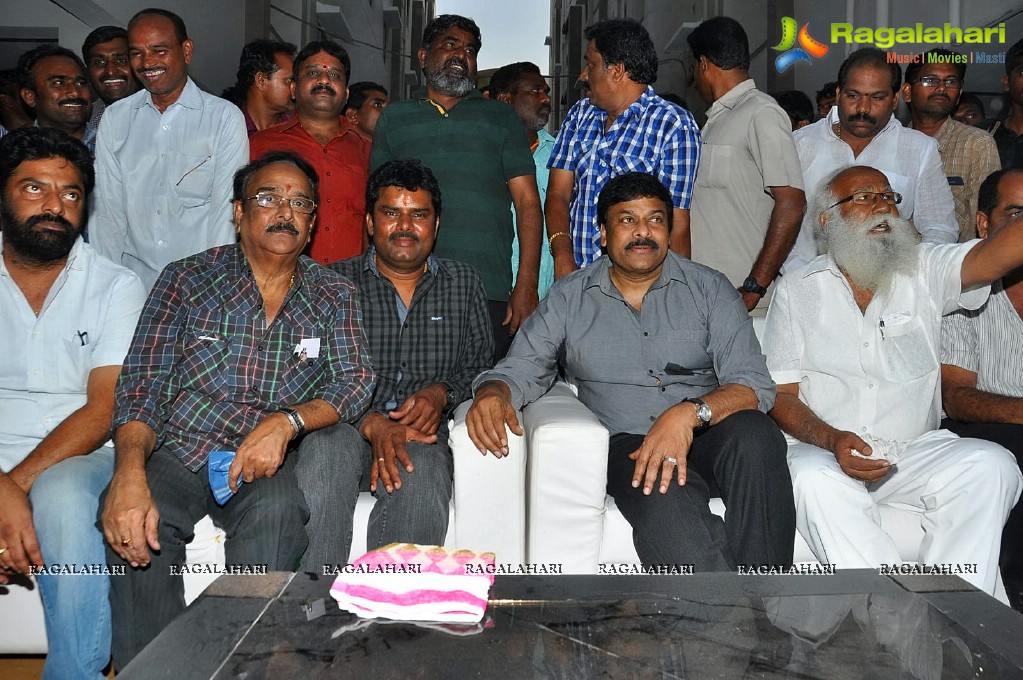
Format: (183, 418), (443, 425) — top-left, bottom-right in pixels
(101, 151), (375, 666)
(546, 18), (701, 277)
(296, 159), (494, 570)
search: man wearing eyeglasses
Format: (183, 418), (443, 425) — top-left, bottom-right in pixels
(101, 152), (375, 666)
(784, 48), (957, 273)
(90, 8), (248, 291)
(250, 40), (370, 266)
(762, 164), (1023, 602)
(904, 49), (1001, 243)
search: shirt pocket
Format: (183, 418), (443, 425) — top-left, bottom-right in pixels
(59, 335), (91, 393)
(695, 143), (734, 189)
(278, 326), (326, 405)
(173, 152), (215, 208)
(653, 330), (715, 385)
(176, 332), (230, 393)
(880, 317), (935, 382)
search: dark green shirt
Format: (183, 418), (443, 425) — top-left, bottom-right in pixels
(370, 88), (536, 301)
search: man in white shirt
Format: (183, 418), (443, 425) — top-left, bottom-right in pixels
(90, 8), (248, 290)
(941, 167), (1023, 609)
(785, 48), (957, 272)
(764, 164), (1023, 600)
(0, 128), (146, 680)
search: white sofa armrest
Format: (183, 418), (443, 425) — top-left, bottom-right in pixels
(522, 381), (610, 573)
(448, 399), (526, 565)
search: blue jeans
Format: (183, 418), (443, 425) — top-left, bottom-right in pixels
(29, 446), (114, 680)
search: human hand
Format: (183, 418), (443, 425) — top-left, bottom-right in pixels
(738, 288), (761, 312)
(504, 282), (539, 335)
(830, 430), (892, 482)
(101, 469), (160, 567)
(228, 413), (292, 492)
(0, 475), (43, 581)
(389, 384), (447, 435)
(553, 252), (578, 281)
(629, 404), (696, 495)
(465, 382), (522, 457)
(366, 416), (437, 493)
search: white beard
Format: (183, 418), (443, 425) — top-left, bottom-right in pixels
(820, 212), (920, 292)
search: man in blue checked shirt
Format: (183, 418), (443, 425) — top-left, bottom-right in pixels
(546, 18), (701, 279)
(101, 151), (375, 667)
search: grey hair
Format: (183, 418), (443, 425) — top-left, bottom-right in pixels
(811, 167), (849, 253)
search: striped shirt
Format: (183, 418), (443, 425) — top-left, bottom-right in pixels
(548, 86), (701, 267)
(332, 251), (494, 434)
(941, 280), (1023, 397)
(924, 117), (1001, 242)
(113, 244), (375, 471)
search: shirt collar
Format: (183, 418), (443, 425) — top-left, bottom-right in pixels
(584, 251), (689, 297)
(133, 76), (201, 111)
(0, 233), (85, 276)
(709, 78), (757, 112)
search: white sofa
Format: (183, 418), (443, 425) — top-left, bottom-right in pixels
(522, 380), (926, 572)
(0, 400), (525, 654)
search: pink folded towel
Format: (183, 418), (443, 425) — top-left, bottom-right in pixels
(329, 543), (496, 623)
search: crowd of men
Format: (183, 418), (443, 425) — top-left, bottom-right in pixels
(1, 7), (1023, 677)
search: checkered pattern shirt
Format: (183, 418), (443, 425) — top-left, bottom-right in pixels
(332, 251), (494, 434)
(113, 244), (375, 471)
(548, 86), (701, 267)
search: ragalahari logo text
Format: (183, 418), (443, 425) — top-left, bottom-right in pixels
(773, 17), (829, 72)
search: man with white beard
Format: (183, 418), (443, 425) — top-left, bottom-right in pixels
(762, 164), (1023, 601)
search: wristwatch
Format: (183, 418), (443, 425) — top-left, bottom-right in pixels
(742, 276), (768, 296)
(278, 407), (306, 439)
(682, 397), (712, 430)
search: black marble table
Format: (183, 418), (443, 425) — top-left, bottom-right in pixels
(119, 569), (1023, 679)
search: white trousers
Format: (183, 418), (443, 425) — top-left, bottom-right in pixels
(787, 429), (1022, 600)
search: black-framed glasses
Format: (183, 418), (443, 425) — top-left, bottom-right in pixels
(827, 191), (903, 210)
(913, 75), (962, 89)
(244, 193), (316, 214)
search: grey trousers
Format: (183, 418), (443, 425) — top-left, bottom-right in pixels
(104, 446), (308, 669)
(294, 422), (453, 572)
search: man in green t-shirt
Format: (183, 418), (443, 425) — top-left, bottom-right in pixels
(370, 14), (543, 361)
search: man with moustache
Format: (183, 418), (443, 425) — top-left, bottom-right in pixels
(763, 165), (1023, 601)
(17, 45), (96, 151)
(371, 14), (543, 360)
(81, 26), (139, 128)
(90, 8), (248, 290)
(342, 81), (388, 141)
(468, 172), (794, 573)
(296, 159), (493, 569)
(785, 48), (957, 273)
(101, 152), (375, 666)
(940, 167), (1023, 609)
(490, 61), (556, 298)
(0, 128), (146, 679)
(221, 39), (296, 136)
(546, 19), (701, 278)
(250, 40), (368, 265)
(904, 49), (1000, 242)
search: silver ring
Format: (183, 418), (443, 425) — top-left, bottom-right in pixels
(664, 457), (678, 465)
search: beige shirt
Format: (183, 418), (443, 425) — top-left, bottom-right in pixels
(928, 117), (1001, 242)
(690, 80), (804, 311)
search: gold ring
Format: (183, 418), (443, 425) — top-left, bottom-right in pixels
(121, 538), (132, 546)
(0, 547), (7, 556)
(378, 457), (385, 463)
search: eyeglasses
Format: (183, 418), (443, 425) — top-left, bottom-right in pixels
(245, 193), (316, 214)
(914, 75), (962, 89)
(827, 191), (903, 210)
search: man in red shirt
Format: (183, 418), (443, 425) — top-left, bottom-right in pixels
(250, 40), (369, 264)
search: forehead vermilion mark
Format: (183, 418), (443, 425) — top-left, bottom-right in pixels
(400, 192), (413, 207)
(285, 183), (292, 192)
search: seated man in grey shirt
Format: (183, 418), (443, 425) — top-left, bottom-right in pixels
(467, 172), (794, 570)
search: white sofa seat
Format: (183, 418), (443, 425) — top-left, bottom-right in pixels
(523, 381), (925, 573)
(0, 399), (525, 654)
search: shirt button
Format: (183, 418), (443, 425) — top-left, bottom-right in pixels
(860, 426), (868, 433)
(326, 171), (332, 176)
(161, 154), (166, 159)
(649, 415), (656, 422)
(158, 240), (165, 245)
(325, 227), (332, 232)
(157, 210), (161, 215)
(867, 383), (874, 389)
(403, 322), (409, 329)
(660, 387), (666, 392)
(863, 342), (869, 347)
(643, 332), (649, 337)
(648, 369), (654, 374)
(401, 361), (407, 367)
(162, 125), (168, 130)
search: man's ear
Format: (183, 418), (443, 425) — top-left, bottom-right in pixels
(364, 211), (375, 238)
(418, 47), (427, 70)
(891, 88), (901, 112)
(599, 223), (607, 248)
(344, 108), (359, 127)
(609, 60), (627, 83)
(976, 211), (990, 239)
(818, 210), (830, 230)
(1004, 73), (1011, 93)
(232, 200), (244, 231)
(182, 39), (194, 66)
(20, 87), (36, 109)
(254, 71), (268, 92)
(495, 91), (512, 104)
(900, 82), (913, 105)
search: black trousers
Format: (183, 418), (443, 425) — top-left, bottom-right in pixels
(941, 418), (1023, 587)
(606, 410), (794, 571)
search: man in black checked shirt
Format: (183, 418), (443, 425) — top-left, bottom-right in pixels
(295, 159), (494, 570)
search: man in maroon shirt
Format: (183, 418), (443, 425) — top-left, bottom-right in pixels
(250, 40), (369, 265)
